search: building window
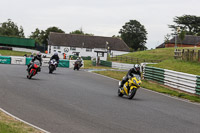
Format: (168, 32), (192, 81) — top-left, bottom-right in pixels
(54, 46), (60, 49)
(58, 51), (61, 53)
(70, 47), (76, 51)
(86, 48), (92, 52)
(98, 52), (104, 57)
(54, 50), (56, 52)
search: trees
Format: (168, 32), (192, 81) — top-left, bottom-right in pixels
(29, 26), (65, 45)
(0, 19), (25, 38)
(70, 28), (94, 36)
(169, 15), (200, 36)
(29, 28), (45, 45)
(119, 20), (147, 51)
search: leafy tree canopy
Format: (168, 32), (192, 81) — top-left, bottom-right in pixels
(0, 19), (24, 38)
(70, 28), (93, 36)
(30, 26), (65, 45)
(29, 28), (45, 45)
(169, 15), (200, 36)
(119, 20), (147, 51)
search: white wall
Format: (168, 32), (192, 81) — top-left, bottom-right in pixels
(12, 47), (39, 53)
(10, 56), (26, 65)
(48, 45), (129, 61)
(48, 45), (97, 59)
(110, 50), (129, 57)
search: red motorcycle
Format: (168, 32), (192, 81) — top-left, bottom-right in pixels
(27, 62), (41, 79)
(73, 61), (82, 70)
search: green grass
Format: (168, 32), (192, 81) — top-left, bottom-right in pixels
(149, 59), (200, 75)
(108, 47), (200, 75)
(94, 71), (200, 103)
(0, 122), (27, 133)
(0, 50), (30, 56)
(123, 48), (175, 60)
(123, 47), (200, 60)
(0, 110), (42, 133)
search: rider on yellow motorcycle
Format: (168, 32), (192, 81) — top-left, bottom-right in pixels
(119, 64), (141, 90)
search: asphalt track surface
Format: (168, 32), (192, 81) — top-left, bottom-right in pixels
(0, 64), (200, 133)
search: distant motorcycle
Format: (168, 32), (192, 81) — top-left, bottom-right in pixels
(118, 74), (142, 99)
(27, 61), (41, 79)
(49, 59), (58, 73)
(73, 61), (82, 70)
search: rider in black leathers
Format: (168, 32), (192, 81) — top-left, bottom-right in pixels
(50, 52), (59, 68)
(27, 52), (42, 72)
(75, 57), (83, 67)
(119, 64), (141, 88)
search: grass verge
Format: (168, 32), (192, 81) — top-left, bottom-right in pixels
(0, 110), (43, 133)
(149, 59), (200, 75)
(94, 71), (200, 103)
(0, 50), (31, 56)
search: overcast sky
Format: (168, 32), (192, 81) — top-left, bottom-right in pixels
(1, 0), (200, 49)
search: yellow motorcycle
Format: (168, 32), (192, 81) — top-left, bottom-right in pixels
(118, 74), (142, 99)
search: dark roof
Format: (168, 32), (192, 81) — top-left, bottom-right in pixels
(48, 32), (130, 52)
(168, 35), (200, 45)
(156, 43), (165, 48)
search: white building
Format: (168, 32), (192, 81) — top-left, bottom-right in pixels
(48, 32), (130, 60)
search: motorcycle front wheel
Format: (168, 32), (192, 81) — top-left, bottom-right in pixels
(127, 88), (137, 99)
(49, 65), (54, 73)
(27, 70), (34, 79)
(118, 88), (123, 97)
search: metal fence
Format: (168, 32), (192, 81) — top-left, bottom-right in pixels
(174, 49), (200, 62)
(109, 55), (162, 64)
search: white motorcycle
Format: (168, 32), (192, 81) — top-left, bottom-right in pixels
(49, 59), (58, 73)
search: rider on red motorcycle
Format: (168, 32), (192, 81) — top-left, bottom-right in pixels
(27, 52), (42, 72)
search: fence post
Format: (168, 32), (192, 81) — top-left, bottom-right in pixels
(198, 50), (200, 62)
(182, 49), (184, 60)
(187, 49), (189, 61)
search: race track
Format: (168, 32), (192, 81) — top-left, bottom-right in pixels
(0, 64), (200, 133)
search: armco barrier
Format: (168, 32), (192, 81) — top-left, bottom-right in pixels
(58, 60), (69, 67)
(100, 60), (112, 67)
(112, 62), (134, 70)
(11, 56), (26, 65)
(42, 58), (50, 67)
(144, 66), (165, 84)
(26, 57), (32, 65)
(81, 56), (91, 60)
(144, 66), (199, 95)
(92, 60), (96, 66)
(196, 76), (200, 95)
(0, 56), (11, 64)
(164, 69), (197, 94)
